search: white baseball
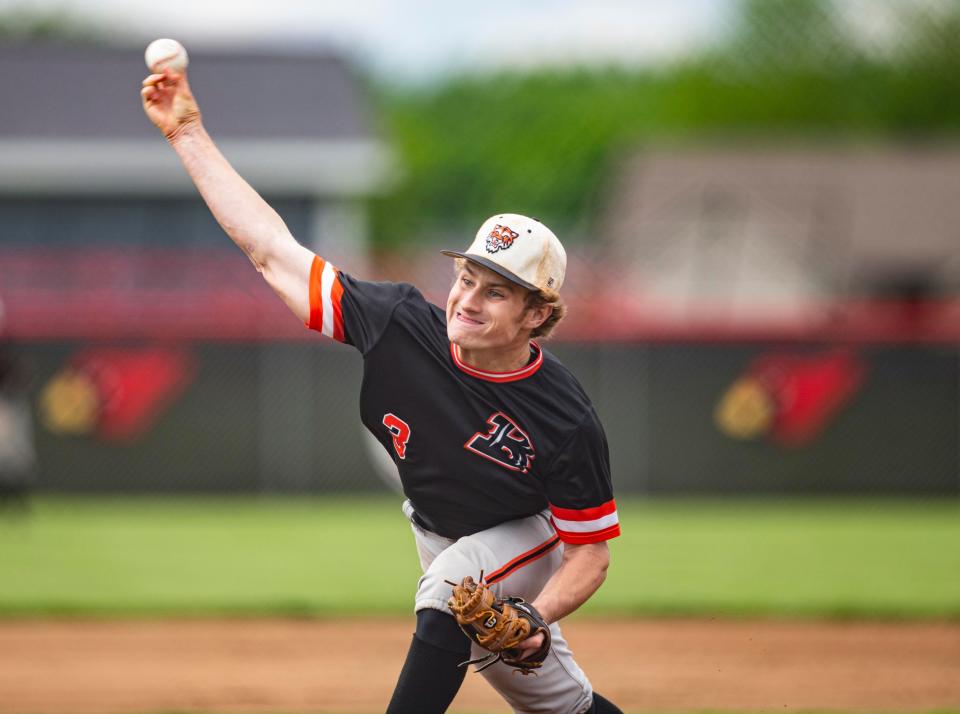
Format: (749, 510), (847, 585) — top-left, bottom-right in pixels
(145, 38), (188, 73)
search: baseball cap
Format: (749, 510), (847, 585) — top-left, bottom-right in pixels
(441, 214), (567, 293)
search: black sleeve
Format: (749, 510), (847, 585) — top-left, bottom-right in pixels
(339, 272), (417, 354)
(304, 254), (415, 354)
(543, 409), (621, 544)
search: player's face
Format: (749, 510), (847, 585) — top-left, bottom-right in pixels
(446, 262), (536, 359)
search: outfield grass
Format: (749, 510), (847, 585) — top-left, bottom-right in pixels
(0, 496), (957, 618)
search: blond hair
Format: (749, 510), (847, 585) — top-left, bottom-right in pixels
(525, 288), (566, 340)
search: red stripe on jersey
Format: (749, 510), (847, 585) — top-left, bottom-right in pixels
(450, 342), (544, 383)
(551, 520), (621, 545)
(484, 535), (562, 585)
(549, 499), (617, 522)
(330, 273), (345, 342)
(307, 255), (325, 332)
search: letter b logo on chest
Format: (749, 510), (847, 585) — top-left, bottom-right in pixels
(464, 412), (535, 474)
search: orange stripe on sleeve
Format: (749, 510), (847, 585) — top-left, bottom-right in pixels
(306, 255), (326, 333)
(330, 272), (345, 342)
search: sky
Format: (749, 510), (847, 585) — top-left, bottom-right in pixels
(0, 0), (736, 81)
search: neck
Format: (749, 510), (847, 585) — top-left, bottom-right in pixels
(456, 340), (534, 374)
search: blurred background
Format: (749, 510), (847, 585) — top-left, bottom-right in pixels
(0, 1), (959, 712)
(1, 0), (958, 498)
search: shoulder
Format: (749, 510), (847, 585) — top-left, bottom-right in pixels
(508, 347), (605, 446)
(536, 347), (596, 412)
(339, 273), (444, 322)
(330, 272), (444, 352)
(539, 349), (608, 445)
(340, 272), (446, 338)
(388, 280), (445, 326)
(339, 272), (419, 303)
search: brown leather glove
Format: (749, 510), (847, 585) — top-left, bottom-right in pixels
(447, 574), (551, 675)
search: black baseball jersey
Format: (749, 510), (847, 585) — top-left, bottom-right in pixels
(306, 255), (620, 544)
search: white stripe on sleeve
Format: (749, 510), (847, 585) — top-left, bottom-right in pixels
(552, 511), (619, 534)
(320, 260), (335, 338)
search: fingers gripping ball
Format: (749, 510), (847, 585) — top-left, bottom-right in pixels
(140, 44), (201, 141)
(145, 38), (189, 73)
(446, 574), (552, 675)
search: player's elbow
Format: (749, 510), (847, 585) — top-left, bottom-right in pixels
(566, 541), (610, 581)
(585, 542), (610, 590)
(248, 226), (293, 268)
(594, 543), (610, 581)
(259, 241), (314, 323)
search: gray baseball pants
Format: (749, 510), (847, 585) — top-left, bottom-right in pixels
(402, 500), (594, 714)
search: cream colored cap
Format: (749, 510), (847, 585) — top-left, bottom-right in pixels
(441, 214), (566, 293)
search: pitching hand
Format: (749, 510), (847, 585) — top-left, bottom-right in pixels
(140, 70), (200, 141)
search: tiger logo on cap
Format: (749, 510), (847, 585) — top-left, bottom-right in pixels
(485, 224), (519, 253)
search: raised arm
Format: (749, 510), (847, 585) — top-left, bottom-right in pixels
(140, 70), (314, 322)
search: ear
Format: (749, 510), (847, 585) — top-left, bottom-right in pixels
(523, 302), (553, 331)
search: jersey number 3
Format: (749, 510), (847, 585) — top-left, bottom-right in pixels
(383, 413), (411, 460)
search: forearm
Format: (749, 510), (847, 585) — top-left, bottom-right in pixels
(142, 69), (313, 321)
(532, 542), (609, 624)
(168, 122), (292, 271)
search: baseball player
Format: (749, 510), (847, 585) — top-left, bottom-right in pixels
(142, 67), (623, 714)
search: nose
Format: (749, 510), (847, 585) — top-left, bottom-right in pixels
(459, 283), (481, 313)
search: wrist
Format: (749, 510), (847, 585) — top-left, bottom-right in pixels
(166, 115), (203, 146)
(529, 597), (556, 625)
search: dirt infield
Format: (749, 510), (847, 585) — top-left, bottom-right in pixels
(1, 618), (958, 713)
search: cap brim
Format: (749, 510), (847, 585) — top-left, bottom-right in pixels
(440, 250), (539, 292)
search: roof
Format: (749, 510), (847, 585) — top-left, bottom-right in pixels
(0, 43), (390, 195)
(602, 146), (960, 304)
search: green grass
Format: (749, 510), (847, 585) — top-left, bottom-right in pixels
(594, 498), (960, 619)
(0, 496), (958, 618)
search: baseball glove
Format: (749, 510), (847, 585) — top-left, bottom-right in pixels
(446, 573), (551, 675)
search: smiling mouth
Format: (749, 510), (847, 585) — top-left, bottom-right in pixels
(456, 312), (484, 326)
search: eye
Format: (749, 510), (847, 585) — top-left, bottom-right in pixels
(488, 289), (504, 299)
(461, 277), (474, 287)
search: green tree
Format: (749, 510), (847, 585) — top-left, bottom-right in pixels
(369, 0), (960, 249)
(0, 5), (104, 44)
